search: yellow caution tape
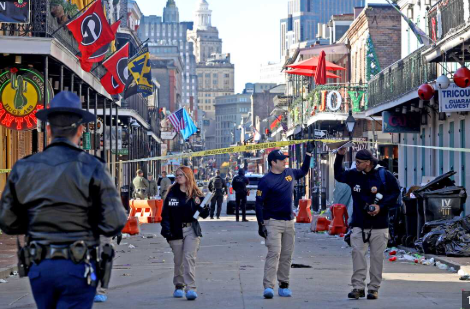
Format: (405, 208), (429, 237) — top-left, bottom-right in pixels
(0, 169), (11, 174)
(124, 139), (312, 163)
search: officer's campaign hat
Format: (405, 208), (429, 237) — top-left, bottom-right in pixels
(36, 91), (96, 123)
(268, 150), (289, 163)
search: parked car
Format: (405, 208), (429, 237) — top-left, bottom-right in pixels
(226, 173), (263, 215)
(157, 174), (175, 198)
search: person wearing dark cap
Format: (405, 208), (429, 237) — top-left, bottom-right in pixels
(255, 143), (313, 299)
(0, 91), (127, 309)
(232, 168), (250, 222)
(335, 148), (399, 300)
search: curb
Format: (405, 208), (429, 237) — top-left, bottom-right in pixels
(398, 245), (470, 273)
(0, 265), (17, 279)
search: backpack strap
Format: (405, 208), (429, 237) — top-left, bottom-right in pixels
(378, 167), (386, 188)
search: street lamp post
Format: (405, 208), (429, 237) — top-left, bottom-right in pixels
(346, 110), (356, 168)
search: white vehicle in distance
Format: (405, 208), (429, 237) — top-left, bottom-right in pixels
(226, 173), (263, 215)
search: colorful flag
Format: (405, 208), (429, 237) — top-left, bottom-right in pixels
(102, 43), (129, 85)
(270, 115), (282, 131)
(180, 108), (197, 140)
(168, 108), (185, 132)
(100, 71), (123, 95)
(66, 0), (116, 60)
(127, 44), (153, 97)
(78, 20), (120, 72)
(385, 0), (433, 46)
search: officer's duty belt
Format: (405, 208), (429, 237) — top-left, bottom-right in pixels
(29, 241), (98, 264)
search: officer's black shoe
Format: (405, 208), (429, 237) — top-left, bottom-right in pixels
(242, 219), (249, 222)
(210, 217), (214, 219)
(217, 216), (220, 219)
(348, 289), (365, 299)
(236, 218), (239, 222)
(367, 290), (378, 299)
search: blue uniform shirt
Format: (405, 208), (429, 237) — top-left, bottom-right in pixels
(255, 155), (311, 222)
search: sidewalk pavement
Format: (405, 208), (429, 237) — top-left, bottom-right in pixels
(0, 233), (17, 279)
(1, 212), (470, 309)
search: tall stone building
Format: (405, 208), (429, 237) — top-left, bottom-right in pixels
(187, 0), (223, 64)
(187, 0), (235, 151)
(196, 54), (234, 119)
(138, 0), (197, 109)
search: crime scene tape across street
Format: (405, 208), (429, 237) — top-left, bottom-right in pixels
(3, 138), (470, 173)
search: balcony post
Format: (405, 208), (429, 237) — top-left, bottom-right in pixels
(103, 98), (107, 163)
(94, 93), (98, 155)
(115, 102), (119, 183)
(43, 55), (49, 147)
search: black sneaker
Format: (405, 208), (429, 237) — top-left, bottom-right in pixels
(367, 290), (378, 299)
(348, 289), (365, 299)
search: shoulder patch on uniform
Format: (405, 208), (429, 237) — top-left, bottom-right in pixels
(257, 190), (262, 196)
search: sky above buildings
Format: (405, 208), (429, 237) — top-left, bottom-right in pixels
(137, 0), (286, 93)
(136, 0), (388, 93)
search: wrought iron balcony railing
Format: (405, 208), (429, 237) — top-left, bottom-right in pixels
(428, 0), (465, 42)
(367, 47), (437, 109)
(0, 0), (107, 79)
(121, 94), (150, 124)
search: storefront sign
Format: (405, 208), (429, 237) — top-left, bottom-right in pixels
(0, 1), (30, 23)
(0, 67), (53, 131)
(83, 132), (91, 150)
(439, 83), (470, 112)
(382, 111), (420, 133)
(161, 131), (177, 140)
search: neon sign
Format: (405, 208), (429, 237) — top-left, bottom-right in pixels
(0, 68), (53, 131)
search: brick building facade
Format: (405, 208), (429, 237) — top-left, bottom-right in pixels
(339, 4), (401, 84)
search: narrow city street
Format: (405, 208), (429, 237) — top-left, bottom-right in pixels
(0, 204), (468, 309)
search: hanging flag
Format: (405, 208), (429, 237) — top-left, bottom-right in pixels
(78, 20), (120, 72)
(66, 0), (116, 60)
(384, 0), (433, 46)
(270, 115), (283, 131)
(180, 108), (197, 140)
(103, 42), (129, 85)
(127, 44), (153, 97)
(168, 108), (185, 132)
(101, 71), (124, 95)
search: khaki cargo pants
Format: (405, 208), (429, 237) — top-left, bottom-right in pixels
(263, 219), (295, 289)
(169, 226), (201, 291)
(351, 227), (389, 291)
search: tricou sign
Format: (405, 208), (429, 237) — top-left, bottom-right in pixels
(439, 83), (470, 112)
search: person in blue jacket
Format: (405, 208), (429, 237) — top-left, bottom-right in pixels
(335, 148), (399, 300)
(255, 144), (312, 299)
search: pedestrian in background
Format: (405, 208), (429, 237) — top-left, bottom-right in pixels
(255, 144), (313, 299)
(232, 169), (250, 222)
(0, 91), (127, 309)
(208, 170), (227, 219)
(160, 171), (172, 198)
(132, 169), (149, 199)
(161, 166), (209, 301)
(335, 148), (399, 300)
(147, 173), (158, 198)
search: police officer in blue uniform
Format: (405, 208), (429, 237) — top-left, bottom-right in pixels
(0, 91), (127, 309)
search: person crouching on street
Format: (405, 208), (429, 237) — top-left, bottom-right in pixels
(161, 166), (209, 301)
(334, 148), (399, 300)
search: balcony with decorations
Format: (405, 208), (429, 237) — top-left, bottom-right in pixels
(422, 0), (470, 64)
(366, 46), (438, 116)
(286, 83), (373, 138)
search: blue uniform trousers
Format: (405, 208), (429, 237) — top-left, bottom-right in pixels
(28, 259), (96, 309)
